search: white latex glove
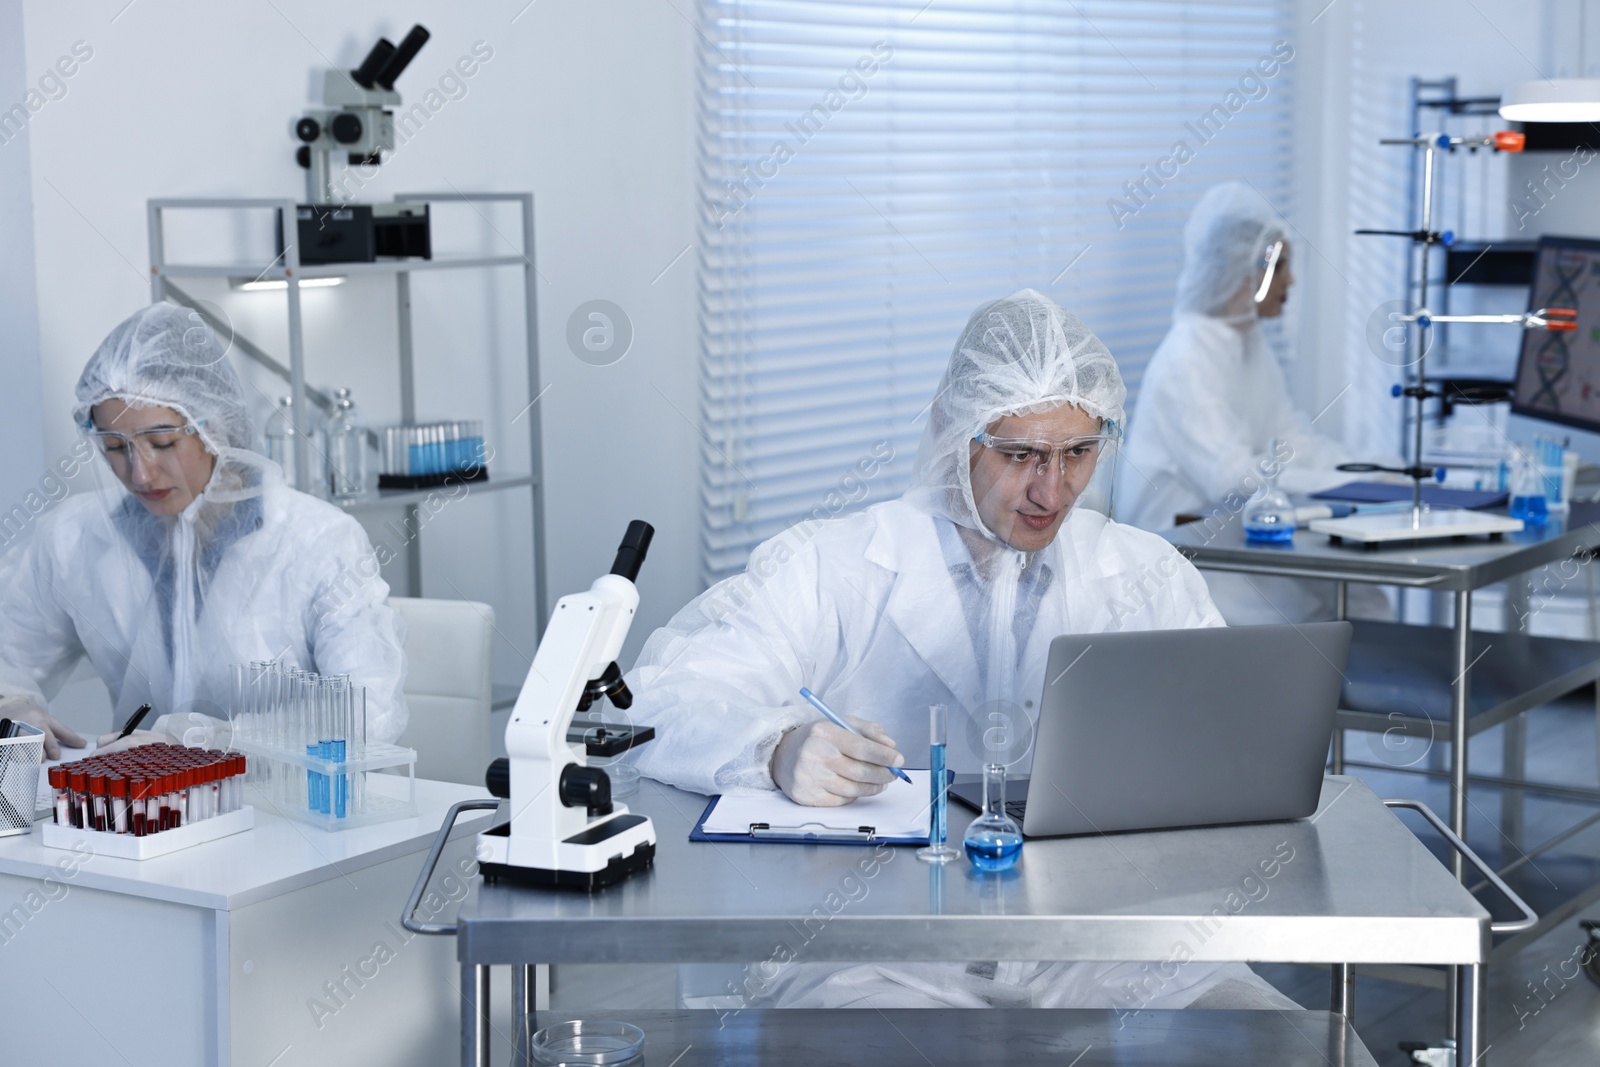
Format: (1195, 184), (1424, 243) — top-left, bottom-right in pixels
(5, 704), (88, 761)
(769, 714), (903, 807)
(94, 728), (179, 755)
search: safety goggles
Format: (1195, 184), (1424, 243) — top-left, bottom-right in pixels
(1254, 240), (1285, 304)
(88, 421), (206, 463)
(972, 429), (1119, 478)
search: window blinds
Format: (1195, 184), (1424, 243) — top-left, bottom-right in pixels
(697, 0), (1297, 584)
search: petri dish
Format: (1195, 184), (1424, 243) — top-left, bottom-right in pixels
(606, 764), (641, 799)
(530, 1020), (645, 1066)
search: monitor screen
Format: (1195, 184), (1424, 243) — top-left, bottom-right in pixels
(1511, 235), (1600, 433)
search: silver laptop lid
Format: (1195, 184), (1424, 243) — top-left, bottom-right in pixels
(1020, 622), (1351, 837)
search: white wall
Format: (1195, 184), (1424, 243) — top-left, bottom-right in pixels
(15, 0), (699, 688)
(0, 0), (47, 513)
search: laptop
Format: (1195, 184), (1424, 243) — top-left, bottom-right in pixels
(950, 622), (1352, 837)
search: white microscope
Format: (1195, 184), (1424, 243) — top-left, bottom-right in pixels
(476, 521), (658, 891)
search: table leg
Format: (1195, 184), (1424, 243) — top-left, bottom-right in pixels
(1502, 716), (1527, 849)
(1501, 576), (1531, 849)
(1329, 962), (1354, 1022)
(1450, 589), (1471, 882)
(1454, 963), (1484, 1066)
(462, 963), (490, 1067)
(514, 964), (537, 1066)
(1332, 582), (1349, 774)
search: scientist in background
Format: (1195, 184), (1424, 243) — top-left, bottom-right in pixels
(627, 289), (1295, 1011)
(1118, 181), (1392, 623)
(0, 303), (406, 757)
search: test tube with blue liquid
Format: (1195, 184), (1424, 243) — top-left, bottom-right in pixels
(916, 704), (960, 864)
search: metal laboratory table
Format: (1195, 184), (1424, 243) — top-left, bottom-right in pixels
(1167, 506), (1600, 904)
(408, 776), (1529, 1066)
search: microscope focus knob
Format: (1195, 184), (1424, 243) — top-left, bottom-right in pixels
(485, 757), (510, 798)
(331, 112), (364, 144)
(560, 765), (614, 817)
(295, 117), (322, 143)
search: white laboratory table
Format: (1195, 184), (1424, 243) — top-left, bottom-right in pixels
(0, 776), (493, 1066)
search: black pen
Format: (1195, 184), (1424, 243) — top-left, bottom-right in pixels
(117, 703), (153, 740)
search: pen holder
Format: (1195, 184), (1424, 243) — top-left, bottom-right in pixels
(0, 722), (45, 837)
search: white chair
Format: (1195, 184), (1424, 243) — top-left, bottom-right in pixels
(389, 597), (493, 787)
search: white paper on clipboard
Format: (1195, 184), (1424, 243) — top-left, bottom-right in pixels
(701, 770), (931, 838)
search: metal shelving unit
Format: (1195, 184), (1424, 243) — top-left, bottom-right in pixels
(147, 194), (547, 634)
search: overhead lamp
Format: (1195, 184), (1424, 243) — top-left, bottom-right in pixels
(229, 275), (346, 292)
(1499, 78), (1600, 122)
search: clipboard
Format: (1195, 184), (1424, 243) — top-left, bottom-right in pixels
(689, 770), (949, 847)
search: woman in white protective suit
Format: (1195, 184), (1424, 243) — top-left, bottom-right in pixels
(0, 303), (406, 758)
(1118, 181), (1393, 624)
(627, 289), (1298, 1012)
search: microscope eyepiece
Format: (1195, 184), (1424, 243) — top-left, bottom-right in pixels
(609, 520), (655, 583)
(375, 25), (430, 90)
(352, 37), (396, 89)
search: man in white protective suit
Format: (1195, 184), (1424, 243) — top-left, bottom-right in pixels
(627, 289), (1299, 1012)
(1117, 181), (1395, 624)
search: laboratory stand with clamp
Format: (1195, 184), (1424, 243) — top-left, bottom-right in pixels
(1313, 107), (1571, 547)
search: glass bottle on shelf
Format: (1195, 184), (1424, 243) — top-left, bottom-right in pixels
(264, 395), (298, 490)
(324, 388), (368, 502)
(962, 762), (1023, 872)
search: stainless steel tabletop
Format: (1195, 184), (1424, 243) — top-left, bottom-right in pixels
(1165, 502), (1600, 590)
(455, 776), (1488, 967)
(530, 1009), (1379, 1066)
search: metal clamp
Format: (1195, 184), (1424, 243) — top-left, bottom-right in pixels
(1383, 797), (1539, 934)
(400, 798), (500, 936)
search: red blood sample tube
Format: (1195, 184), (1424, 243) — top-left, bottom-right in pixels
(145, 775), (162, 834)
(108, 775), (129, 834)
(88, 773), (108, 832)
(170, 770), (186, 829)
(67, 769), (87, 829)
(48, 767), (69, 825)
(129, 778), (148, 837)
(201, 760), (217, 820)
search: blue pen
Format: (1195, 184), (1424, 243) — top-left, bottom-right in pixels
(798, 686), (912, 784)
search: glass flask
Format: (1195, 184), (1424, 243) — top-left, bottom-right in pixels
(264, 395), (298, 490)
(917, 704), (960, 864)
(1243, 443), (1296, 542)
(1509, 444), (1549, 526)
(963, 762), (1023, 872)
(324, 387), (368, 502)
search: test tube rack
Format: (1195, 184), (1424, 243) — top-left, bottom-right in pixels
(40, 743), (254, 860)
(230, 662), (418, 831)
(378, 420), (489, 490)
(233, 737), (417, 831)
